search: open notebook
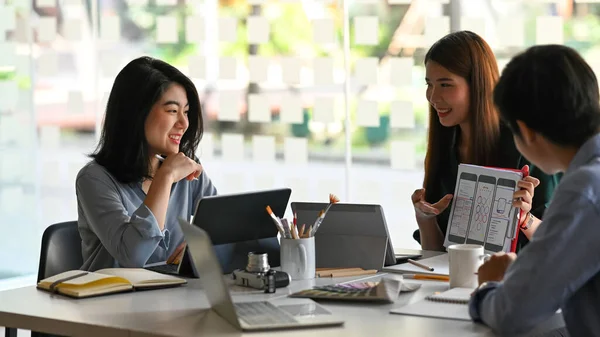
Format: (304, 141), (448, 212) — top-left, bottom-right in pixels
(389, 287), (472, 321)
(37, 268), (187, 299)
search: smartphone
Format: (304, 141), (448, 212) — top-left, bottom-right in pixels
(484, 178), (516, 252)
(466, 175), (496, 246)
(447, 172), (478, 244)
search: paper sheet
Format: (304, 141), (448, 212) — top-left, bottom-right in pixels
(64, 18), (82, 41)
(36, 0), (55, 8)
(284, 137), (308, 165)
(279, 93), (303, 124)
(313, 57), (334, 85)
(197, 132), (213, 160)
(460, 17), (486, 39)
(390, 141), (415, 170)
(0, 81), (18, 112)
(101, 16), (120, 42)
(354, 16), (378, 45)
(424, 16), (450, 46)
(38, 17), (57, 42)
(248, 55), (269, 83)
(281, 57), (301, 84)
(312, 18), (335, 45)
(218, 57), (237, 80)
(536, 16), (563, 44)
(252, 135), (275, 162)
(247, 94), (271, 123)
(156, 16), (178, 43)
(356, 99), (379, 127)
(67, 91), (84, 115)
(188, 55), (206, 79)
(247, 16), (269, 44)
(497, 16), (524, 48)
(218, 17), (237, 42)
(185, 16), (204, 43)
(217, 92), (240, 122)
(312, 97), (336, 123)
(389, 57), (413, 87)
(390, 101), (415, 129)
(221, 133), (244, 162)
(354, 57), (378, 85)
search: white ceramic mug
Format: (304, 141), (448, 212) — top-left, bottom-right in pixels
(448, 244), (484, 289)
(280, 237), (315, 280)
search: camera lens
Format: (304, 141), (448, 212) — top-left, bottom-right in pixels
(247, 251), (270, 273)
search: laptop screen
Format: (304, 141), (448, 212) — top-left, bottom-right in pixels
(178, 218), (241, 328)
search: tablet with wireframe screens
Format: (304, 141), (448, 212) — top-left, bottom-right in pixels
(192, 188), (291, 273)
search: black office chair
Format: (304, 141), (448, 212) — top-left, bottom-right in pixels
(36, 221), (83, 283)
(28, 221), (82, 337)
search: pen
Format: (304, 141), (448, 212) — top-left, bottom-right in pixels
(154, 155), (198, 180)
(407, 259), (434, 272)
(403, 274), (449, 282)
(265, 206), (285, 237)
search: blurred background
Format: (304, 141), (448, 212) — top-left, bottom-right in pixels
(1, 0), (599, 289)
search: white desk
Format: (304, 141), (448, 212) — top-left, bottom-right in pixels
(0, 265), (565, 337)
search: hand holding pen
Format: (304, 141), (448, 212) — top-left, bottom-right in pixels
(155, 153), (201, 181)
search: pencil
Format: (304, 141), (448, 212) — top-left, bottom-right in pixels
(403, 274), (449, 282)
(407, 259), (434, 272)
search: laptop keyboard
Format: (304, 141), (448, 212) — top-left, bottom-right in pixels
(234, 302), (298, 326)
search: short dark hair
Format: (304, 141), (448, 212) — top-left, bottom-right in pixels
(91, 56), (204, 183)
(494, 44), (600, 147)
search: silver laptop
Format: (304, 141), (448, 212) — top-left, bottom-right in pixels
(178, 218), (345, 331)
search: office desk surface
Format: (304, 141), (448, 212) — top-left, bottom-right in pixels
(0, 252), (564, 337)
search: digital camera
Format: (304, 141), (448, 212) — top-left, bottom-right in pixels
(232, 252), (291, 293)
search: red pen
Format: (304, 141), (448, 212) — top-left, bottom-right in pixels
(293, 212), (297, 227)
(510, 165), (530, 253)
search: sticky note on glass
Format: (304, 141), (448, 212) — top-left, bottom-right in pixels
(40, 126), (61, 149)
(188, 55), (205, 79)
(218, 17), (237, 42)
(0, 6), (16, 32)
(99, 52), (121, 78)
(356, 100), (379, 127)
(185, 16), (204, 43)
(280, 93), (303, 124)
(254, 175), (275, 191)
(67, 91), (84, 115)
(218, 92), (240, 122)
(38, 17), (57, 42)
(100, 15), (120, 42)
(390, 100), (415, 128)
(284, 137), (308, 165)
(390, 140), (415, 170)
(354, 57), (378, 86)
(197, 132), (213, 160)
(248, 55), (268, 83)
(312, 18), (335, 45)
(424, 16), (450, 46)
(313, 57), (334, 85)
(0, 81), (18, 111)
(38, 52), (58, 76)
(354, 16), (378, 45)
(285, 177), (309, 202)
(389, 57), (413, 87)
(460, 17), (486, 38)
(536, 16), (563, 44)
(156, 0), (177, 5)
(156, 16), (178, 43)
(64, 19), (82, 41)
(218, 57), (237, 80)
(282, 57), (301, 84)
(0, 43), (16, 68)
(36, 0), (55, 8)
(221, 133), (244, 162)
(252, 135), (276, 162)
(497, 16), (524, 48)
(247, 16), (269, 44)
(313, 96), (335, 123)
(248, 94), (271, 123)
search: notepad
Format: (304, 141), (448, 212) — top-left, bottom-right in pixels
(389, 287), (472, 321)
(37, 268), (186, 299)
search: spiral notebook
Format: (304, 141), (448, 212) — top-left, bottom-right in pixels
(389, 287), (472, 321)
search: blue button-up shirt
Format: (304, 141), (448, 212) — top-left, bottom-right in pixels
(469, 133), (600, 336)
(76, 161), (217, 271)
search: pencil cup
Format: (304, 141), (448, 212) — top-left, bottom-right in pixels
(280, 237), (315, 280)
(448, 244), (484, 289)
